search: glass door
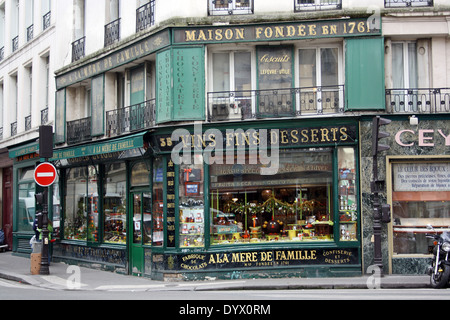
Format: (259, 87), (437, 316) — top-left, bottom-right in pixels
(130, 192), (151, 276)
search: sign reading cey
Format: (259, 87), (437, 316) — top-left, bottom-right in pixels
(173, 18), (379, 44)
(395, 129), (450, 147)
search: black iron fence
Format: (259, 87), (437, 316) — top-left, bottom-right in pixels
(386, 88), (450, 114)
(105, 18), (121, 47)
(72, 37), (85, 62)
(384, 0), (433, 7)
(208, 85), (345, 122)
(136, 1), (155, 32)
(294, 0), (342, 11)
(67, 116), (91, 145)
(106, 99), (155, 137)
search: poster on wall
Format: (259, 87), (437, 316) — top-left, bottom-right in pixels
(393, 163), (450, 192)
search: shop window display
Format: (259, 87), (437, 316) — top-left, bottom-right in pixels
(338, 147), (358, 241)
(103, 163), (127, 244)
(18, 167), (36, 233)
(210, 149), (334, 245)
(179, 155), (205, 248)
(64, 165), (98, 241)
(392, 162), (450, 255)
(152, 158), (164, 247)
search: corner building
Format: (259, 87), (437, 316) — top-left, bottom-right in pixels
(21, 0), (450, 279)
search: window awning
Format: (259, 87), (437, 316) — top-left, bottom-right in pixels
(51, 131), (147, 161)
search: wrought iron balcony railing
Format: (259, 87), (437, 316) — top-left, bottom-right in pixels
(294, 0), (342, 11)
(43, 11), (51, 31)
(105, 18), (121, 47)
(12, 36), (19, 53)
(25, 115), (32, 131)
(27, 25), (34, 42)
(209, 0), (253, 15)
(386, 88), (450, 114)
(208, 85), (344, 122)
(384, 0), (433, 7)
(67, 116), (91, 145)
(106, 99), (155, 137)
(41, 108), (49, 125)
(11, 122), (17, 137)
(72, 37), (85, 62)
(136, 1), (155, 32)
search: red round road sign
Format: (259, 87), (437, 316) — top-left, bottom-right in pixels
(34, 163), (57, 187)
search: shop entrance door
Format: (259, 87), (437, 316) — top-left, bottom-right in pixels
(130, 192), (152, 276)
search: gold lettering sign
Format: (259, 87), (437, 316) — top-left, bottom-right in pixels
(174, 18), (379, 44)
(177, 248), (358, 270)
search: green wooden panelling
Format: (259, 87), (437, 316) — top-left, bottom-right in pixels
(173, 47), (205, 121)
(156, 47), (205, 124)
(156, 49), (173, 124)
(345, 37), (385, 111)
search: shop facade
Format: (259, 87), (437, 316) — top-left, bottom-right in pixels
(50, 17), (385, 279)
(360, 115), (450, 275)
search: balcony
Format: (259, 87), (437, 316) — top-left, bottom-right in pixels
(67, 116), (91, 145)
(72, 37), (85, 62)
(12, 36), (19, 53)
(384, 0), (433, 7)
(106, 99), (155, 137)
(209, 0), (253, 15)
(43, 11), (51, 31)
(105, 18), (121, 47)
(25, 115), (32, 131)
(294, 0), (342, 11)
(27, 25), (34, 42)
(136, 1), (155, 33)
(386, 88), (450, 114)
(207, 85), (345, 122)
(41, 108), (49, 125)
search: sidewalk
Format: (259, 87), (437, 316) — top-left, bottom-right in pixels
(0, 252), (431, 292)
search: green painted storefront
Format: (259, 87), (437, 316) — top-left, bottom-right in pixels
(11, 17), (387, 279)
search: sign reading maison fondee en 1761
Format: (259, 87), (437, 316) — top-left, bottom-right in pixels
(173, 18), (380, 44)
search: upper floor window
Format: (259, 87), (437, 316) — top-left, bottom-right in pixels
(294, 0), (342, 11)
(208, 43), (344, 121)
(136, 0), (155, 32)
(384, 0), (433, 8)
(209, 0), (253, 15)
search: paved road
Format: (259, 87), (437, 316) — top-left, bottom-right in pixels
(1, 278), (448, 301)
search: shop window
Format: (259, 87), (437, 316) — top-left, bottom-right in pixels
(392, 162), (450, 255)
(210, 149), (334, 245)
(63, 165), (98, 242)
(152, 158), (164, 246)
(103, 163), (127, 244)
(179, 155), (205, 248)
(17, 167), (36, 232)
(338, 147), (358, 241)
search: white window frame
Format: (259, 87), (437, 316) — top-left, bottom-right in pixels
(209, 0), (253, 16)
(295, 43), (344, 114)
(208, 46), (256, 119)
(295, 0), (342, 11)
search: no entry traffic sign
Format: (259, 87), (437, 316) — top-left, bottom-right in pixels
(34, 162), (57, 187)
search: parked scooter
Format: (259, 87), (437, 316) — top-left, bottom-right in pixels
(426, 224), (450, 289)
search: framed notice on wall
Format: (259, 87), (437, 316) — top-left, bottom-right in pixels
(393, 162), (450, 192)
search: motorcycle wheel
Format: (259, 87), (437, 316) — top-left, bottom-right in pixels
(430, 263), (450, 289)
